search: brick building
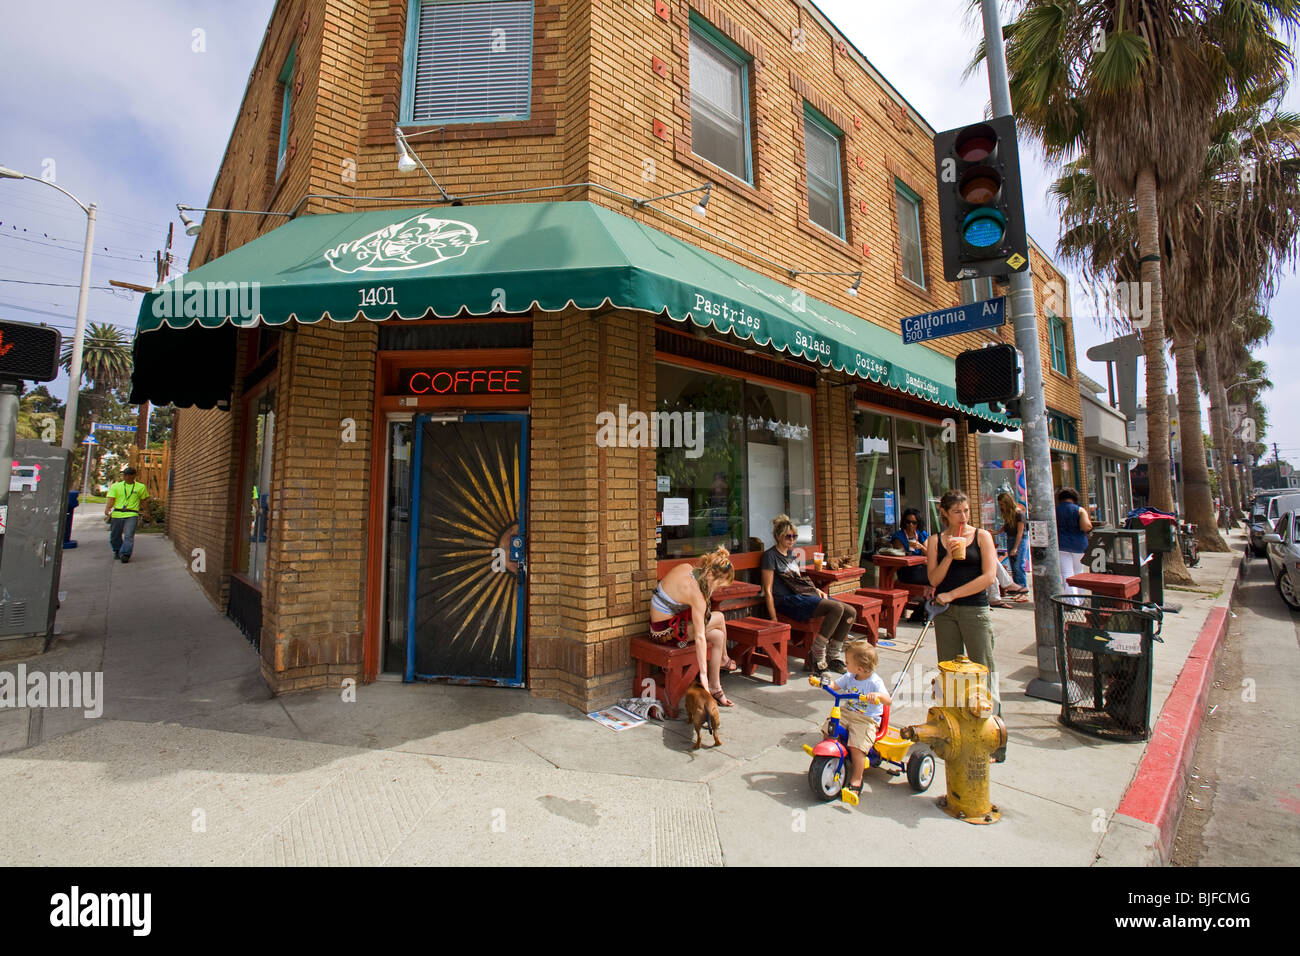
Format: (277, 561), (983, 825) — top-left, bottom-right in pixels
(131, 0), (1082, 709)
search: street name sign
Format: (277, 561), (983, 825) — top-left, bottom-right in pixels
(900, 297), (1006, 345)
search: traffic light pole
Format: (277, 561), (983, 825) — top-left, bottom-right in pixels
(980, 0), (1065, 700)
(0, 378), (19, 570)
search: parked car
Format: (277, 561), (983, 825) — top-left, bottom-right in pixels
(1263, 511), (1300, 611)
(1249, 490), (1300, 556)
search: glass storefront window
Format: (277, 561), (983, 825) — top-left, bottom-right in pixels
(237, 388), (275, 585)
(923, 422), (955, 531)
(855, 408), (957, 564)
(855, 411), (894, 558)
(1051, 452), (1079, 494)
(655, 362), (814, 558)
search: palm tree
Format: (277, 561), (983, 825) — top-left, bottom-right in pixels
(1200, 311), (1271, 518)
(60, 322), (133, 483)
(979, 0), (1300, 578)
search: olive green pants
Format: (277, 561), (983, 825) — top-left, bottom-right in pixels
(933, 603), (999, 709)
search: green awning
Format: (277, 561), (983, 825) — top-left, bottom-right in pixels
(132, 200), (1014, 424)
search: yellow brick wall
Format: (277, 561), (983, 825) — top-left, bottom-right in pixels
(167, 0), (1087, 705)
(168, 403), (239, 610)
(259, 320), (377, 692)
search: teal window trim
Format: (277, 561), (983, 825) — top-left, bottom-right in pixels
(689, 12), (753, 185)
(400, 0), (535, 128)
(1049, 313), (1068, 374)
(277, 42), (296, 180)
(895, 180), (926, 289)
(803, 103), (845, 239)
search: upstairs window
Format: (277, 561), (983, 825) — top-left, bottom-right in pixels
(690, 18), (752, 183)
(804, 106), (844, 238)
(1049, 314), (1069, 374)
(404, 0), (534, 125)
(895, 182), (925, 288)
(277, 44), (296, 180)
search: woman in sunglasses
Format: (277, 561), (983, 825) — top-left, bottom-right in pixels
(760, 515), (857, 676)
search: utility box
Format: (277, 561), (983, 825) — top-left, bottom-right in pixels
(0, 440), (71, 660)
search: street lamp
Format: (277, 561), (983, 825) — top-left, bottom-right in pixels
(0, 164), (96, 452)
(1227, 378), (1265, 393)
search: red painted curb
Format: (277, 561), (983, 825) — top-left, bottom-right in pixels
(1116, 604), (1228, 862)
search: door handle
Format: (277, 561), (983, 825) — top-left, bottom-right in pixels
(40, 540), (48, 566)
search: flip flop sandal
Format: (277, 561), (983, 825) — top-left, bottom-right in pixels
(990, 600), (1014, 609)
(710, 689), (735, 708)
(721, 657), (740, 674)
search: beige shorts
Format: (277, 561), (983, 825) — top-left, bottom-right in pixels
(823, 709), (879, 752)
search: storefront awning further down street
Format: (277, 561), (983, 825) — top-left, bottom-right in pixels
(132, 200), (1013, 424)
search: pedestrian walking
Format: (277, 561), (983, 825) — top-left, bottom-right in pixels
(105, 466), (152, 563)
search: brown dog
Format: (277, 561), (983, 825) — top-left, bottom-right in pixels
(683, 685), (721, 750)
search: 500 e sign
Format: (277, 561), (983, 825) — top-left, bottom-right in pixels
(402, 367), (529, 396)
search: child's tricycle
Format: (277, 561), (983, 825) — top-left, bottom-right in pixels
(802, 680), (935, 801)
(801, 600), (947, 804)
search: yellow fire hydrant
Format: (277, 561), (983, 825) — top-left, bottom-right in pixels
(902, 655), (1007, 825)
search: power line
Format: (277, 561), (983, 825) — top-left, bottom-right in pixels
(0, 278), (124, 289)
(0, 190), (175, 231)
(0, 198), (167, 244)
(0, 231), (158, 262)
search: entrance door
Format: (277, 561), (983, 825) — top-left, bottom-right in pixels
(406, 413), (528, 686)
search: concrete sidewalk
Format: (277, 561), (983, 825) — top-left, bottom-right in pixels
(0, 512), (1240, 866)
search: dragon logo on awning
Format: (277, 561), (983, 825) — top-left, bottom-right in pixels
(324, 212), (488, 273)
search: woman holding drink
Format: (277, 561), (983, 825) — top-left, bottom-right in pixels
(925, 490), (999, 675)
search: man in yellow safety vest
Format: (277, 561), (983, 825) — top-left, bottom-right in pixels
(105, 466), (153, 564)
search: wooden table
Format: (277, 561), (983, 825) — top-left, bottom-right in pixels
(871, 554), (926, 590)
(805, 566), (867, 596)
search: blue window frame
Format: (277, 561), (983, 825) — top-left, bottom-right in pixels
(689, 15), (752, 184)
(895, 181), (925, 288)
(803, 105), (844, 238)
(1049, 314), (1068, 374)
(277, 43), (296, 180)
(401, 0), (534, 127)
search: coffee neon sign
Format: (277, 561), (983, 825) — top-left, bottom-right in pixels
(402, 367), (529, 395)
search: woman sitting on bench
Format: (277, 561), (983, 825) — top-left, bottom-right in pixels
(649, 546), (737, 707)
(760, 514), (857, 677)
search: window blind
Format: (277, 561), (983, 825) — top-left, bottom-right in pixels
(411, 0), (533, 124)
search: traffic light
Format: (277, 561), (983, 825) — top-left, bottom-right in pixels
(956, 344), (1022, 407)
(934, 116), (1028, 282)
(0, 319), (61, 383)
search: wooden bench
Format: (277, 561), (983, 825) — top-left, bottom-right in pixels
(777, 613), (826, 661)
(901, 582), (934, 616)
(855, 587), (910, 642)
(833, 592), (883, 645)
(1066, 573), (1141, 600)
(629, 637), (699, 720)
(725, 617), (792, 685)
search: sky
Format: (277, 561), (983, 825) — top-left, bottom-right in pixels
(1, 0), (1296, 464)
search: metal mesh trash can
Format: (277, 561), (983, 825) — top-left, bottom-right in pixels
(1051, 593), (1164, 741)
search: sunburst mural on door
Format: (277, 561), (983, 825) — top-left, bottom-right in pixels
(409, 416), (525, 683)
